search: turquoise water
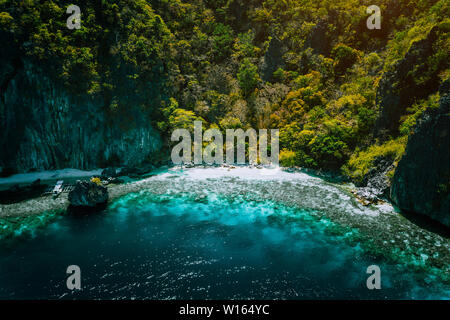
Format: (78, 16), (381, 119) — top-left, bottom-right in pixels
(0, 191), (448, 299)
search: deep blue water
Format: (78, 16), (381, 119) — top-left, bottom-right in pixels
(0, 191), (448, 299)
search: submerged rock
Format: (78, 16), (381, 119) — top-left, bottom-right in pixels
(391, 80), (450, 227)
(68, 180), (109, 208)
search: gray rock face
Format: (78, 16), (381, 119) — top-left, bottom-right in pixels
(101, 168), (117, 178)
(68, 181), (108, 207)
(375, 25), (447, 138)
(0, 60), (162, 173)
(260, 37), (286, 82)
(391, 81), (450, 227)
(355, 156), (395, 203)
(304, 20), (331, 55)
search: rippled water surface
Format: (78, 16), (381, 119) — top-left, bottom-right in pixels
(0, 182), (448, 299)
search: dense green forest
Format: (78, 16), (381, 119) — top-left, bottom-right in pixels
(1, 0), (449, 182)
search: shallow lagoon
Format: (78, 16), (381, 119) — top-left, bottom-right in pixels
(0, 167), (448, 299)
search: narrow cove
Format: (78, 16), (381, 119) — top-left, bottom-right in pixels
(0, 167), (448, 299)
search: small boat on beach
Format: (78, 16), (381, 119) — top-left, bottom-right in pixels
(52, 180), (64, 198)
(42, 180), (75, 198)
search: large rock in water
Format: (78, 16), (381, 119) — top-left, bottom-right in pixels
(391, 81), (450, 227)
(68, 181), (109, 208)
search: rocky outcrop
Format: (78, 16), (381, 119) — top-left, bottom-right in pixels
(0, 57), (163, 173)
(304, 20), (331, 55)
(101, 168), (117, 179)
(68, 180), (108, 208)
(354, 156), (395, 204)
(391, 81), (450, 227)
(227, 0), (251, 33)
(260, 37), (286, 82)
(119, 163), (157, 177)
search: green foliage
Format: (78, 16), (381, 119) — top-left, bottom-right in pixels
(331, 44), (362, 77)
(219, 117), (243, 130)
(156, 98), (206, 133)
(2, 0), (446, 175)
(309, 134), (349, 168)
(0, 0), (173, 95)
(237, 58), (260, 96)
(343, 137), (408, 183)
(279, 149), (296, 167)
(357, 106), (377, 135)
(202, 90), (229, 122)
(292, 71), (322, 90)
(233, 31), (259, 59)
(399, 93), (440, 136)
(0, 11), (13, 26)
(212, 22), (234, 61)
(168, 108), (205, 132)
(273, 68), (287, 83)
(157, 97), (179, 132)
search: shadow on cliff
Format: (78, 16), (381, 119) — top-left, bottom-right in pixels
(398, 209), (450, 239)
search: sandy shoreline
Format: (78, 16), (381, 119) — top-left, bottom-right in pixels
(0, 166), (333, 217)
(0, 168), (103, 191)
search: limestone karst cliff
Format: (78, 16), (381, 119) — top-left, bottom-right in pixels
(0, 58), (162, 172)
(391, 80), (450, 227)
